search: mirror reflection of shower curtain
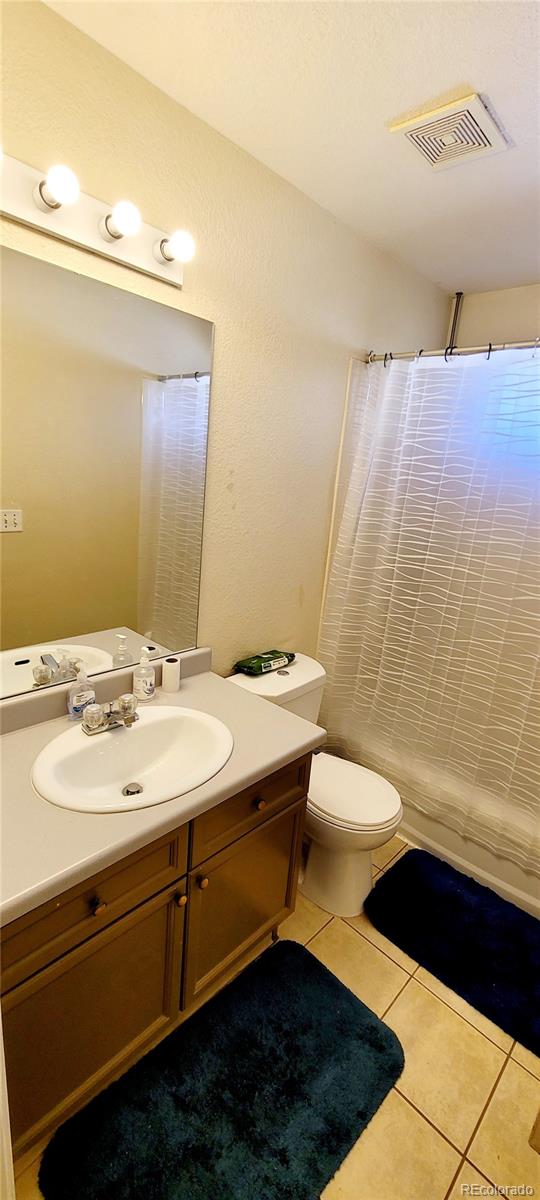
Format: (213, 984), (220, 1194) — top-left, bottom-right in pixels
(138, 375), (209, 650)
(319, 349), (540, 876)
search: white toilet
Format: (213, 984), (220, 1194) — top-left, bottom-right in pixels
(229, 653), (402, 917)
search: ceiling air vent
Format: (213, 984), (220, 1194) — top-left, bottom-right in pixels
(390, 94), (509, 170)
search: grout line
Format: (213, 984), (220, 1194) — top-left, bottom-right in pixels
(507, 1051), (540, 1083)
(411, 975), (513, 1054)
(461, 1044), (514, 1172)
(393, 1086), (465, 1158)
(464, 1157), (497, 1187)
(381, 974), (412, 1020)
(375, 842), (409, 874)
(342, 917), (416, 976)
(303, 915), (334, 949)
(442, 1156), (466, 1200)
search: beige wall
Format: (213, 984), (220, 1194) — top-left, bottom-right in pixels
(1, 2), (448, 675)
(457, 284), (540, 346)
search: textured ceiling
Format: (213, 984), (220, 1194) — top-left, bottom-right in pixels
(45, 1), (540, 292)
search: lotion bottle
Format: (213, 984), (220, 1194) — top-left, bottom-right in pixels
(133, 647), (156, 702)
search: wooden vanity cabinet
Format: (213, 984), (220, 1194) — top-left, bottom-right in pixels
(184, 798), (305, 1007)
(1, 753), (310, 1160)
(3, 884), (187, 1150)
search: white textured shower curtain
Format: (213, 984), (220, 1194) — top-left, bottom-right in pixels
(319, 349), (540, 876)
(138, 375), (209, 650)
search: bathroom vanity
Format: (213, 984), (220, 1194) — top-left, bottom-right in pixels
(0, 663), (323, 1162)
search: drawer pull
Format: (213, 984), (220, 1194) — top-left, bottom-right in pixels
(254, 797), (267, 812)
(197, 876), (209, 890)
(90, 898), (108, 917)
(175, 893), (188, 908)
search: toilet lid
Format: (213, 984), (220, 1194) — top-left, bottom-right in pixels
(308, 752), (401, 830)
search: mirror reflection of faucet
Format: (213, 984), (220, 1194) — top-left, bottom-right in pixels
(32, 653), (80, 688)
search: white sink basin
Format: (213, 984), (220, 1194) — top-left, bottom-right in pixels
(32, 706), (234, 813)
(0, 643), (113, 698)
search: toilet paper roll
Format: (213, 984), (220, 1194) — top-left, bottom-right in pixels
(161, 656), (181, 693)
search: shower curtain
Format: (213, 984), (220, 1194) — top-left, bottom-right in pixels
(138, 374), (209, 650)
(319, 349), (540, 876)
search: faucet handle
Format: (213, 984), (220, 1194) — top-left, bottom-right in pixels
(82, 703), (104, 732)
(117, 693), (138, 717)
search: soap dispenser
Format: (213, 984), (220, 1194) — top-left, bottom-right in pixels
(113, 633), (133, 668)
(133, 647), (156, 702)
(67, 666), (96, 720)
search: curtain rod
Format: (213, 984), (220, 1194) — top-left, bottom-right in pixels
(362, 339), (539, 365)
(157, 371), (211, 381)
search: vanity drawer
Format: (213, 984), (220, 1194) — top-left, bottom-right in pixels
(191, 754), (311, 866)
(1, 825), (188, 993)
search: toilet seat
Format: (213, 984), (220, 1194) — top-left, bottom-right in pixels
(308, 752), (401, 832)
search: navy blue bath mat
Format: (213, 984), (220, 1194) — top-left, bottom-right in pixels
(364, 849), (540, 1055)
(38, 940), (403, 1200)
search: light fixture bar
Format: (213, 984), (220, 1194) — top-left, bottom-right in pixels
(0, 155), (184, 288)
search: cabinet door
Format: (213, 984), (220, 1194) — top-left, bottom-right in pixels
(3, 883), (186, 1155)
(184, 799), (305, 1007)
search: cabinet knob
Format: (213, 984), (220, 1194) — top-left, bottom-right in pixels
(254, 796), (267, 812)
(91, 898), (107, 917)
(175, 893), (188, 908)
(197, 876), (209, 890)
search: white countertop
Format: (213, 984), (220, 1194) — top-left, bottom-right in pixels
(0, 671), (325, 925)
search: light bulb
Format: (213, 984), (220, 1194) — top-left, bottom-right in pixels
(100, 199), (141, 241)
(156, 229), (196, 264)
(33, 163), (80, 211)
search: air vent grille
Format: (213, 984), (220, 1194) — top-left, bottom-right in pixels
(390, 94), (508, 170)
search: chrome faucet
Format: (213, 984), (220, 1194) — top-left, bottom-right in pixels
(40, 653), (59, 673)
(82, 693), (139, 736)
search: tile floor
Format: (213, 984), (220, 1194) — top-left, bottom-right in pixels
(14, 835), (540, 1200)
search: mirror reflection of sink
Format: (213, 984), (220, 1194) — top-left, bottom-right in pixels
(0, 643), (114, 698)
(32, 706), (234, 813)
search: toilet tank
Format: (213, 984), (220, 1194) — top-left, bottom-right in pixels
(228, 653), (326, 723)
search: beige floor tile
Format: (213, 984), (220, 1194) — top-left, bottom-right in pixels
(281, 893), (331, 944)
(469, 1060), (540, 1188)
(309, 918), (408, 1016)
(512, 1041), (540, 1081)
(345, 911), (417, 974)
(15, 1158), (41, 1199)
(372, 835), (408, 871)
(446, 1160), (493, 1197)
(415, 967), (513, 1052)
(322, 1088), (460, 1200)
(385, 979), (505, 1150)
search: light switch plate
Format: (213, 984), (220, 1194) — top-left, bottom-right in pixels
(1, 509), (23, 531)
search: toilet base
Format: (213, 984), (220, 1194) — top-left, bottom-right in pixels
(301, 842), (373, 918)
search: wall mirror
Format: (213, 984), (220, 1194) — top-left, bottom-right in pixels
(0, 246), (213, 698)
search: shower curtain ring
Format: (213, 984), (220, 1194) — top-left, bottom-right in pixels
(384, 352), (389, 368)
(486, 343), (492, 361)
(194, 371), (200, 382)
(444, 345), (453, 362)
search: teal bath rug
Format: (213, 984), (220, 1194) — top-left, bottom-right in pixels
(39, 940), (403, 1200)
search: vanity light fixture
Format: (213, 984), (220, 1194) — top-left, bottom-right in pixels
(2, 154), (187, 288)
(155, 229), (196, 265)
(99, 200), (142, 242)
(33, 164), (80, 212)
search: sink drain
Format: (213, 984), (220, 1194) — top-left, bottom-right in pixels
(122, 782), (144, 796)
